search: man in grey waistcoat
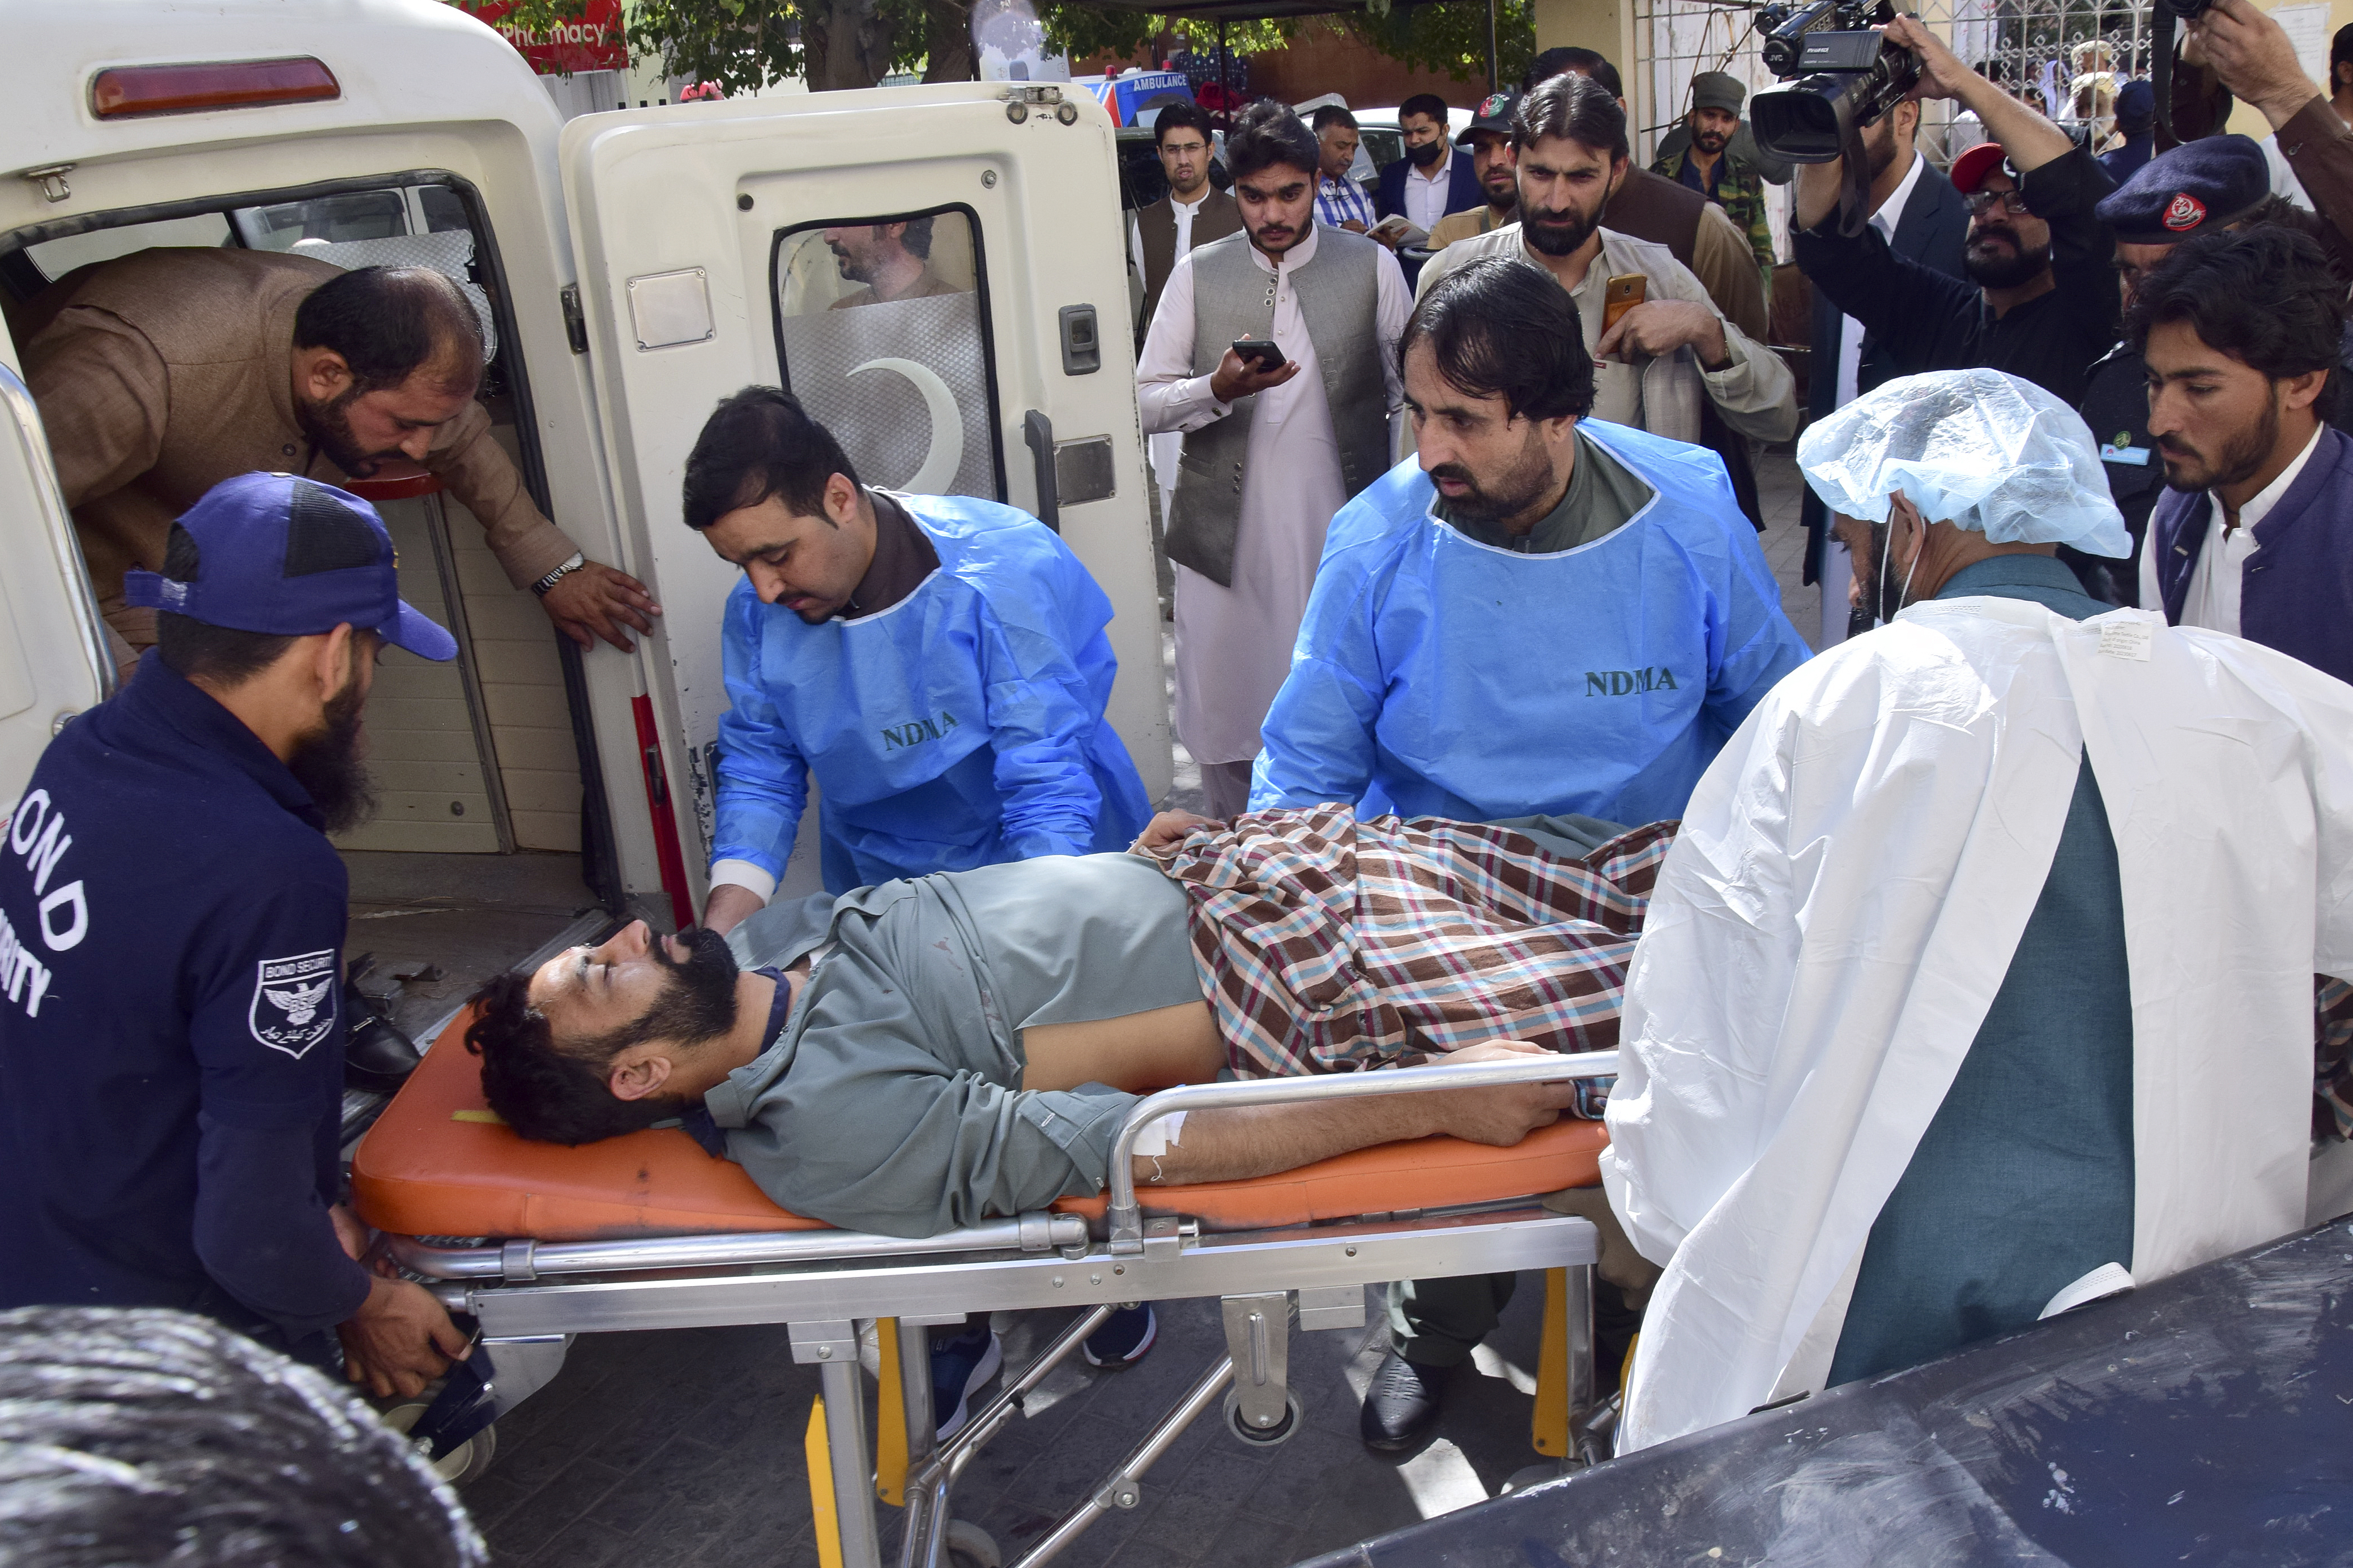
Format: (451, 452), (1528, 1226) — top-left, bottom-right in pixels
(1137, 98), (1408, 818)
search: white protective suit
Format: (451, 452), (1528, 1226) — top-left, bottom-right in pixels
(1600, 596), (2353, 1451)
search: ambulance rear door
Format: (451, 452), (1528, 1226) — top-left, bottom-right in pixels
(560, 83), (1169, 913)
(0, 363), (110, 813)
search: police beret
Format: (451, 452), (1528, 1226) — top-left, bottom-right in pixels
(2094, 133), (2270, 244)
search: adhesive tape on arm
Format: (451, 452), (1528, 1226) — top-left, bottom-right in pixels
(1129, 1110), (1187, 1157)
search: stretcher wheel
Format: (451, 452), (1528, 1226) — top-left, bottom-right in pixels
(1221, 1388), (1302, 1447)
(946, 1519), (1000, 1568)
(382, 1401), (499, 1487)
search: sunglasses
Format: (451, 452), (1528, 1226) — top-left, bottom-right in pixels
(1964, 188), (2032, 217)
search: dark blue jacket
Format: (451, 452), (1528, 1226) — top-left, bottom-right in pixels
(0, 655), (369, 1341)
(1800, 159), (1970, 584)
(1375, 149), (1482, 228)
(2150, 424), (2353, 686)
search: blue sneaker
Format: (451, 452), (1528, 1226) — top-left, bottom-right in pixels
(930, 1322), (1003, 1441)
(1082, 1304), (1157, 1369)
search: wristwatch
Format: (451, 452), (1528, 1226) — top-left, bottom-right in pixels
(531, 553), (586, 598)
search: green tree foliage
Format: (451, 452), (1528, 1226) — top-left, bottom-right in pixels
(1340, 0), (1532, 88)
(452, 0), (1527, 95)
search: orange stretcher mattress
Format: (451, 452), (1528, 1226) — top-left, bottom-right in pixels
(352, 1006), (1609, 1243)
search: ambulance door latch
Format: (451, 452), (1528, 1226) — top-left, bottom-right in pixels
(22, 165), (72, 203)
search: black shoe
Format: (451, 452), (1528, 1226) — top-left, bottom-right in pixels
(343, 969), (421, 1094)
(1359, 1351), (1446, 1452)
(1082, 1304), (1157, 1369)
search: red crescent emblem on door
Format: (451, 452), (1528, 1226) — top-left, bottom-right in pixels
(2163, 191), (2207, 231)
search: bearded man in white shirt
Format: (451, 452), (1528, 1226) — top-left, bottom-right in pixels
(1136, 99), (1408, 818)
(1602, 368), (2353, 1453)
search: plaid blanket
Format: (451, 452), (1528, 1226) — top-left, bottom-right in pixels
(2317, 977), (2353, 1140)
(1145, 806), (1676, 1110)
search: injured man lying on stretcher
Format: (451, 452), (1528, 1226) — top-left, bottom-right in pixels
(464, 805), (1670, 1236)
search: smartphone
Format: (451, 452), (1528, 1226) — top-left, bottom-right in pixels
(1230, 337), (1288, 372)
(1602, 274), (1646, 332)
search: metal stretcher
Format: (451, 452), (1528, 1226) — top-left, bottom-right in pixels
(351, 1011), (1617, 1568)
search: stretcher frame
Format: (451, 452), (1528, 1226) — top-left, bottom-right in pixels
(385, 1054), (1615, 1568)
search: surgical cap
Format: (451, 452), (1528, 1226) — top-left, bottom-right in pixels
(1796, 369), (2132, 558)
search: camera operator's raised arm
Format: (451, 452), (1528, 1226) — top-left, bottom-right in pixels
(1792, 15), (2119, 409)
(1889, 17), (2072, 172)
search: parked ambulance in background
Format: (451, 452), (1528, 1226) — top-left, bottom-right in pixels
(0, 0), (1169, 941)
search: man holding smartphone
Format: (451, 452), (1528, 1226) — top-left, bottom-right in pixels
(1136, 99), (1409, 819)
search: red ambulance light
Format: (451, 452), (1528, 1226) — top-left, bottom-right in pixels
(91, 58), (340, 119)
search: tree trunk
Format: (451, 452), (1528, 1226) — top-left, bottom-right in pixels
(921, 0), (976, 82)
(802, 0), (894, 89)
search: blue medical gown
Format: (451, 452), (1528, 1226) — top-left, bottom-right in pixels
(1251, 422), (1811, 826)
(713, 494), (1153, 894)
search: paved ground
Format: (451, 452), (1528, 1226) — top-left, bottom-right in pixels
(451, 453), (1828, 1566)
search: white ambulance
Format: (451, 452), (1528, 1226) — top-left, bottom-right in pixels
(1, 0), (1167, 967)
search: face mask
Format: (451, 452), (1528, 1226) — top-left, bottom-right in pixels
(1409, 139), (1446, 169)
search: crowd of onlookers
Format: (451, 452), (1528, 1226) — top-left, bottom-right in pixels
(1129, 0), (2353, 683)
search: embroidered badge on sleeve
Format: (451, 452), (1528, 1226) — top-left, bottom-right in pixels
(250, 949), (339, 1058)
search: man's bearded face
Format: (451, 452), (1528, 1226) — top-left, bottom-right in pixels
(288, 645), (377, 835)
(1517, 136), (1621, 259)
(2146, 321), (2291, 497)
(1426, 418), (1558, 525)
(1963, 179), (2053, 290)
(1469, 132), (1517, 208)
(296, 385), (406, 480)
(621, 926), (743, 1050)
(823, 224), (905, 285)
(1689, 106), (1738, 156)
(1236, 161), (1318, 257)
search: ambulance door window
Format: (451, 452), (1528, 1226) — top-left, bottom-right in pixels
(22, 214), (234, 282)
(769, 207), (1003, 503)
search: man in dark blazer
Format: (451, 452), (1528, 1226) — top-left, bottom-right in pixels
(1377, 94), (1481, 288)
(1798, 93), (1968, 646)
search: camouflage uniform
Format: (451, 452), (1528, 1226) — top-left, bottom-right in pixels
(1651, 146), (1775, 294)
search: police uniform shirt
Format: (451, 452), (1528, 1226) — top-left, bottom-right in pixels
(0, 653), (370, 1339)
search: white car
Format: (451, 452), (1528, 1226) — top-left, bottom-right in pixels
(1293, 93), (1476, 189)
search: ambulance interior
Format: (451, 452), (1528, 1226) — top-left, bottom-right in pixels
(0, 20), (1168, 1159)
(2, 181), (631, 1123)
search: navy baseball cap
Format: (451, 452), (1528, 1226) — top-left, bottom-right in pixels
(2095, 133), (2270, 244)
(124, 472), (458, 661)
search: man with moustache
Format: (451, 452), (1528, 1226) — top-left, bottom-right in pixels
(1790, 16), (2119, 409)
(1136, 100), (1408, 820)
(822, 216), (962, 308)
(1416, 75), (1797, 453)
(2075, 136), (2330, 606)
(1425, 91), (1523, 250)
(1311, 105), (1381, 238)
(0, 472), (470, 1403)
(23, 259), (655, 668)
(1254, 258), (1809, 1449)
(1519, 48), (1768, 344)
(2133, 228), (2353, 686)
(1649, 72), (1776, 288)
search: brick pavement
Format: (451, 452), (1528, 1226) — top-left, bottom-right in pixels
(453, 451), (1826, 1566)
